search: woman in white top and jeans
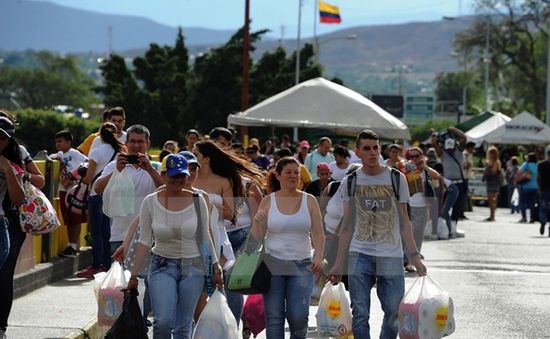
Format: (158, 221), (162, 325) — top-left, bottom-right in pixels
(252, 157), (324, 339)
(128, 154), (223, 339)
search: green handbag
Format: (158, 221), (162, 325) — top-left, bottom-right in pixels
(227, 233), (271, 295)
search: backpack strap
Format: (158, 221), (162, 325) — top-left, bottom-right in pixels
(389, 167), (401, 201)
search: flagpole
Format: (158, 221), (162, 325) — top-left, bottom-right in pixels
(314, 0), (319, 64)
(240, 0), (250, 145)
(293, 0), (303, 142)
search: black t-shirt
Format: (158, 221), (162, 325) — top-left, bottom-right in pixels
(538, 160), (550, 192)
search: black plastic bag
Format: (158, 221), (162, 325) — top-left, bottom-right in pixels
(105, 289), (148, 339)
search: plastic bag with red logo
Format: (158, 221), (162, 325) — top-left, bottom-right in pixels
(398, 275), (455, 339)
(315, 282), (352, 338)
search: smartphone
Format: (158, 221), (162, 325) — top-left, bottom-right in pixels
(125, 154), (139, 164)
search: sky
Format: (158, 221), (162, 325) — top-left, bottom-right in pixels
(42, 0), (478, 38)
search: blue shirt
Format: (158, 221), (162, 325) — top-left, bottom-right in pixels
(520, 162), (538, 190)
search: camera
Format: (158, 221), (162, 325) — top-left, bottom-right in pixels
(432, 131), (451, 146)
(124, 154), (140, 164)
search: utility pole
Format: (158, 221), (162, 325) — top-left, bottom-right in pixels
(546, 21), (550, 125)
(295, 0), (303, 86)
(293, 0), (303, 141)
(240, 0), (250, 144)
(107, 25), (113, 55)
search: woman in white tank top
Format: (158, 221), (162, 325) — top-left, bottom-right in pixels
(252, 157), (324, 339)
(192, 141), (264, 324)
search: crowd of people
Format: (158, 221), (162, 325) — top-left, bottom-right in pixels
(1, 104), (550, 339)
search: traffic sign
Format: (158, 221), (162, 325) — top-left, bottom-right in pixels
(404, 95), (434, 125)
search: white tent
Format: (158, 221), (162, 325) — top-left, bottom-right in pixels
(227, 77), (410, 140)
(483, 111), (550, 145)
(465, 112), (511, 145)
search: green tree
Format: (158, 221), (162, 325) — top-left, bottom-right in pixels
(250, 44), (322, 104)
(0, 52), (96, 110)
(12, 108), (98, 154)
(97, 28), (191, 144)
(453, 0), (549, 117)
(434, 71), (484, 112)
(410, 119), (456, 144)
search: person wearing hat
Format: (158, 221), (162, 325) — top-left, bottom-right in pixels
(296, 140), (311, 165)
(431, 127), (467, 229)
(127, 154), (223, 338)
(0, 116), (27, 338)
(305, 162), (333, 202)
(246, 144), (270, 170)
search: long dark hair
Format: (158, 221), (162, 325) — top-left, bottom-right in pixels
(100, 122), (124, 153)
(267, 157), (300, 193)
(194, 140), (263, 198)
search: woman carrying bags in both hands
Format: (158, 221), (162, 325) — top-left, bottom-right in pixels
(252, 156), (325, 339)
(127, 154), (223, 339)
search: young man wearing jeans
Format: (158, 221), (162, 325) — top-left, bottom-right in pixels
(329, 130), (427, 339)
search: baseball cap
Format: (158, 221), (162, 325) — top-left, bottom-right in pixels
(0, 117), (15, 138)
(164, 154), (190, 177)
(444, 138), (456, 150)
(179, 150), (200, 167)
(316, 162), (330, 172)
(299, 140), (310, 149)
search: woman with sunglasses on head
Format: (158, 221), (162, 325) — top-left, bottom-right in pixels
(0, 116), (29, 338)
(127, 154), (222, 339)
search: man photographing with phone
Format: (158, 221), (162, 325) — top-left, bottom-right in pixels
(95, 124), (164, 254)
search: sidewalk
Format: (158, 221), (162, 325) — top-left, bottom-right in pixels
(10, 207), (526, 339)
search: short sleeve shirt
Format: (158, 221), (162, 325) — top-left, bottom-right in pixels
(341, 167), (410, 258)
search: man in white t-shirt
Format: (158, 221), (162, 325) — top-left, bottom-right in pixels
(95, 124), (163, 253)
(328, 129), (427, 339)
(89, 106), (127, 152)
(51, 130), (88, 257)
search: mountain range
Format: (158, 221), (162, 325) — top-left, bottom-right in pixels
(1, 0), (476, 94)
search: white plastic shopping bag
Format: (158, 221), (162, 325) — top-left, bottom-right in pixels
(102, 167), (135, 218)
(315, 282), (353, 338)
(193, 290), (239, 339)
(398, 276), (455, 339)
(97, 262), (127, 326)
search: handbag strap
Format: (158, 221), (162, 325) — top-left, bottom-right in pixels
(90, 150), (118, 185)
(192, 192), (203, 244)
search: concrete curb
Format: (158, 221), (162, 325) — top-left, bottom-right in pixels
(65, 317), (108, 339)
(14, 248), (92, 298)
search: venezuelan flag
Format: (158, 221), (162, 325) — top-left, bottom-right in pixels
(319, 1), (341, 24)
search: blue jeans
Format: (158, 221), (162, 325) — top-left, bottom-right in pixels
(0, 218), (9, 271)
(539, 192), (550, 225)
(263, 258), (313, 339)
(348, 252), (404, 339)
(88, 195), (111, 269)
(225, 226), (250, 325)
(451, 181), (467, 222)
(148, 254), (204, 339)
(519, 187), (538, 221)
(443, 184), (459, 233)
